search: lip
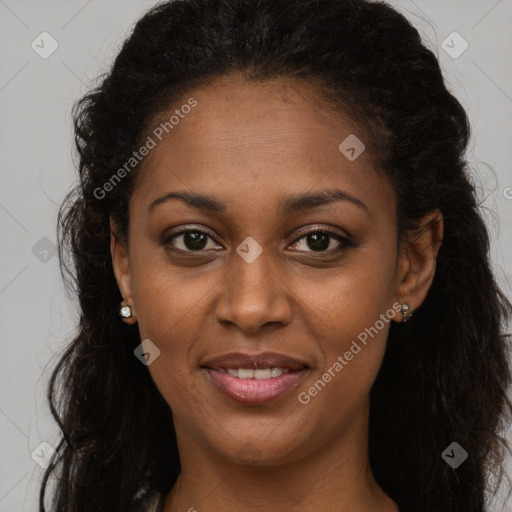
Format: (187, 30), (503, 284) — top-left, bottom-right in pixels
(201, 351), (310, 404)
(201, 351), (309, 371)
(204, 367), (309, 404)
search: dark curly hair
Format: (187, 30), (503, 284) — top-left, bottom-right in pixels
(40, 0), (512, 511)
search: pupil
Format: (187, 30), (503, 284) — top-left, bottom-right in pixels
(308, 233), (329, 251)
(184, 232), (207, 250)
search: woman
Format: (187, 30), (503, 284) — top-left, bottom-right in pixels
(40, 0), (512, 511)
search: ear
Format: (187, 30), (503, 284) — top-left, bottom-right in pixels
(394, 209), (443, 320)
(110, 216), (135, 316)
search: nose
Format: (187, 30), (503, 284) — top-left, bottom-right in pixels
(214, 248), (293, 334)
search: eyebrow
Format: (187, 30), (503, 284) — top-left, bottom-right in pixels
(148, 189), (369, 215)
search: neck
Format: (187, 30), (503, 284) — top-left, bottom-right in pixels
(163, 403), (398, 512)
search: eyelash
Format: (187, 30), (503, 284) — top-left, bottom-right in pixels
(163, 226), (353, 255)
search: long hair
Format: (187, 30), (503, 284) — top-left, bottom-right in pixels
(40, 1), (512, 510)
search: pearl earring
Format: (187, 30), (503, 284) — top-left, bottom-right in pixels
(118, 301), (136, 324)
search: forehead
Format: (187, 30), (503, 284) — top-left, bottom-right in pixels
(131, 74), (395, 222)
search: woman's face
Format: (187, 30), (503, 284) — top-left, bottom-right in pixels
(113, 75), (416, 465)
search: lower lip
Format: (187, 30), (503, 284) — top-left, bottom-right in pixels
(204, 368), (308, 404)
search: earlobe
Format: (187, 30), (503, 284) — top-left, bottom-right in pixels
(394, 209), (444, 319)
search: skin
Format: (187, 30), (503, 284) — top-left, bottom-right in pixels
(111, 74), (443, 512)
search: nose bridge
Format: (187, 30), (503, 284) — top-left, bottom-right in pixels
(215, 240), (292, 332)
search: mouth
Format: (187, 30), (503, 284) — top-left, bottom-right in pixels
(201, 351), (310, 404)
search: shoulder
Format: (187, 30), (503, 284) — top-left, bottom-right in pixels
(127, 488), (164, 512)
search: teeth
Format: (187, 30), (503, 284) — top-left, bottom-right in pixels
(223, 367), (291, 379)
(254, 369), (271, 379)
(238, 369), (254, 379)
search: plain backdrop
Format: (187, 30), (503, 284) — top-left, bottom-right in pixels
(1, 1), (511, 510)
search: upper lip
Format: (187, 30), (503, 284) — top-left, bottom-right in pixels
(202, 351), (309, 371)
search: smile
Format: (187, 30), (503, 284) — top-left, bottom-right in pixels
(222, 367), (289, 379)
(204, 367), (308, 404)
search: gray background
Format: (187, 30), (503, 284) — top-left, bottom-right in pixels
(0, 1), (511, 510)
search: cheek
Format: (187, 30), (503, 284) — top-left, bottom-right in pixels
(131, 266), (207, 412)
(298, 315), (390, 423)
(128, 257), (214, 401)
(130, 248), (214, 342)
(149, 359), (201, 416)
(293, 252), (396, 405)
(296, 250), (396, 344)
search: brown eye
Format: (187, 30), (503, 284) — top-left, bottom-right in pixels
(290, 229), (351, 253)
(165, 230), (222, 252)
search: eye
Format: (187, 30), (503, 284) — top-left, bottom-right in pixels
(289, 228), (351, 253)
(163, 226), (353, 254)
(164, 229), (223, 252)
